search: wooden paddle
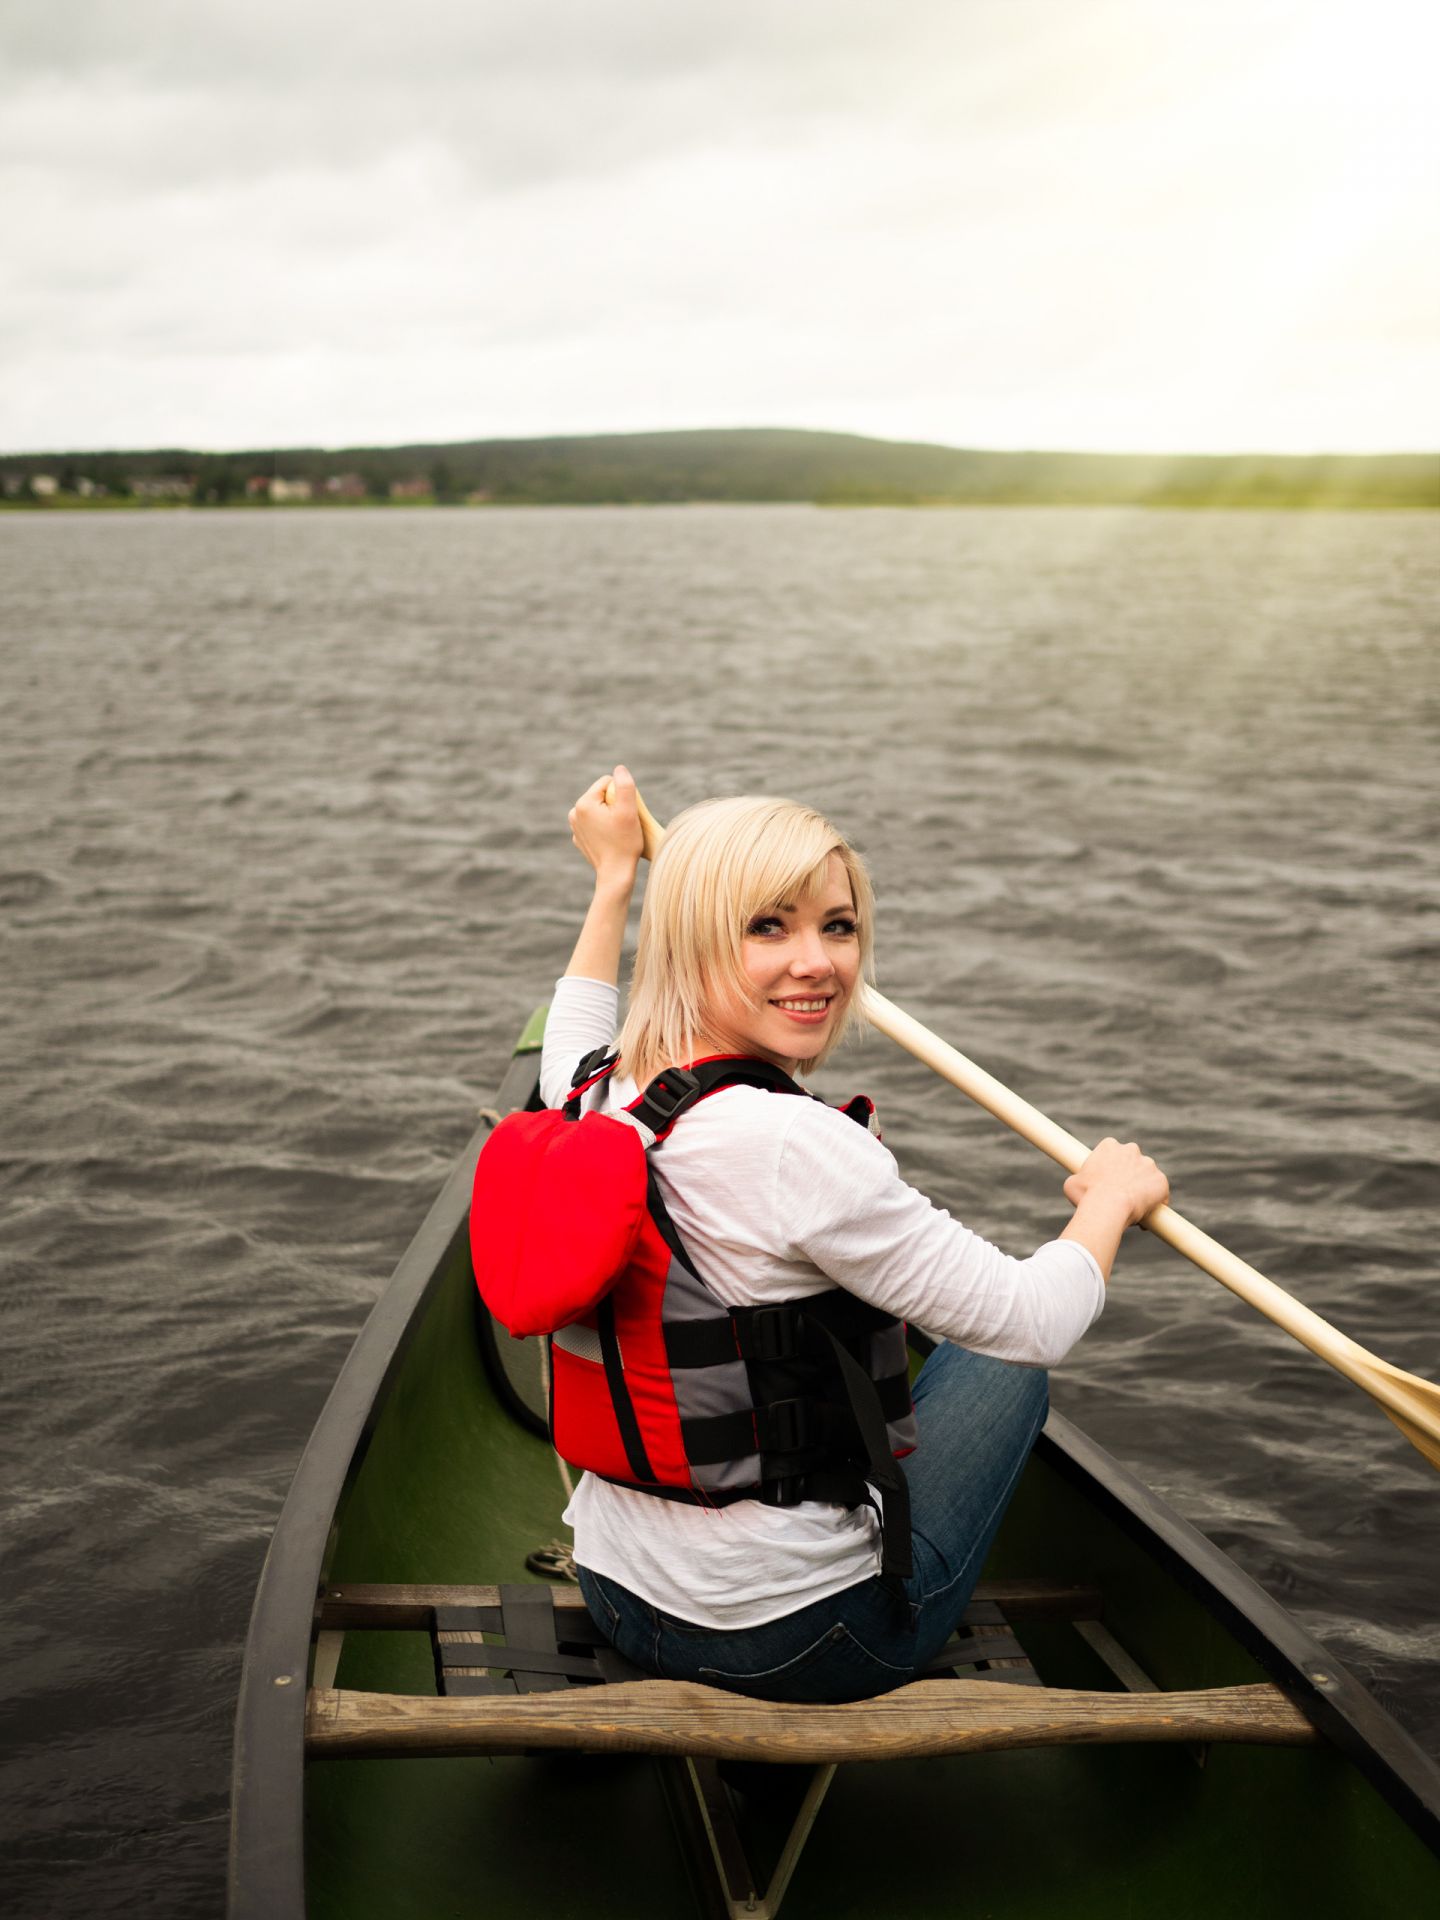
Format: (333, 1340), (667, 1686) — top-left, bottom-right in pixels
(609, 781), (1440, 1470)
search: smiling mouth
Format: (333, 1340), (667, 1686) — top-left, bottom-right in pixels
(771, 997), (833, 1013)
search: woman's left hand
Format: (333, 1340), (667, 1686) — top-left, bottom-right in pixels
(1063, 1137), (1169, 1229)
(569, 765), (644, 888)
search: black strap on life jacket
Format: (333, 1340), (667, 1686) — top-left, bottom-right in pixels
(563, 1048), (914, 1590)
(566, 1046), (807, 1135)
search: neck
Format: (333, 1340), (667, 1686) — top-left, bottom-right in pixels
(687, 1030), (800, 1078)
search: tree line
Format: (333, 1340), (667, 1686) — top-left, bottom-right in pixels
(3, 429), (1436, 509)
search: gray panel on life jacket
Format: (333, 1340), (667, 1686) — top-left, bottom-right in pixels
(553, 1321), (605, 1367)
(659, 1252), (763, 1492)
(692, 1453), (765, 1493)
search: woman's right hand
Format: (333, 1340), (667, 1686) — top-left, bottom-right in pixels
(1064, 1138), (1169, 1230)
(569, 764), (644, 889)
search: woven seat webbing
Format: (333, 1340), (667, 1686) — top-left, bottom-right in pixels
(436, 1643), (600, 1681)
(920, 1635), (1042, 1685)
(434, 1585), (646, 1697)
(435, 1584), (1040, 1699)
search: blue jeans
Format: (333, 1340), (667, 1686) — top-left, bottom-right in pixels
(577, 1342), (1048, 1704)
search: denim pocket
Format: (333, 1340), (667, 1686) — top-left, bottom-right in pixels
(696, 1620), (911, 1704)
(576, 1569), (622, 1641)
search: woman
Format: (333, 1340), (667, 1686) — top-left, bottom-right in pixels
(540, 765), (1168, 1704)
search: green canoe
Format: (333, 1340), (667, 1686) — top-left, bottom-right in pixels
(230, 1014), (1440, 1919)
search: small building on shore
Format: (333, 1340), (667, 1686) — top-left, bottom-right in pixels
(130, 476), (193, 500)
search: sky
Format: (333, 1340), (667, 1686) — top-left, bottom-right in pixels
(2, 0), (1436, 456)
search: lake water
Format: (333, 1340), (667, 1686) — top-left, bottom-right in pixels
(2, 504), (1437, 1914)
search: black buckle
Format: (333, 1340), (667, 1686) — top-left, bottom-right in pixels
(761, 1397), (810, 1454)
(758, 1474), (806, 1509)
(740, 1305), (800, 1364)
(570, 1046), (617, 1090)
(637, 1066), (701, 1124)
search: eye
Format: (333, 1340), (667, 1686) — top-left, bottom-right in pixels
(745, 914), (784, 938)
(825, 916), (859, 937)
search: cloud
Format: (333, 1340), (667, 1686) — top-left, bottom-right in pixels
(2, 0), (1436, 452)
(4, 2), (1074, 198)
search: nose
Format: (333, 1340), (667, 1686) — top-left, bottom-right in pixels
(789, 928), (831, 978)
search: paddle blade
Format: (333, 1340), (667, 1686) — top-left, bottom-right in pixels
(1366, 1361), (1440, 1472)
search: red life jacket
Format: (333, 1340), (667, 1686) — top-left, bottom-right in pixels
(471, 1049), (917, 1584)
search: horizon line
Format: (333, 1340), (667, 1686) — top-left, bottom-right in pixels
(4, 425), (1438, 463)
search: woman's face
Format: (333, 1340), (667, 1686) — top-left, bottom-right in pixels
(707, 852), (862, 1072)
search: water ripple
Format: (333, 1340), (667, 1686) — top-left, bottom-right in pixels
(2, 504), (1437, 1915)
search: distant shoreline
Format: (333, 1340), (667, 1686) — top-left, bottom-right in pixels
(2, 495), (1435, 514)
(3, 426), (1435, 512)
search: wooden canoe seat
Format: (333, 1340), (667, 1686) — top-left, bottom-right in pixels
(306, 1578), (1317, 1920)
(307, 1577), (1318, 1761)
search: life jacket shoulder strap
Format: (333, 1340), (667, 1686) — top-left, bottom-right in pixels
(564, 1051), (808, 1138)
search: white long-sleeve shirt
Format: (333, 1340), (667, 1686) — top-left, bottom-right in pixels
(541, 975), (1104, 1629)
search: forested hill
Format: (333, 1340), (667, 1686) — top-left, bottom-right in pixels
(4, 427), (1436, 508)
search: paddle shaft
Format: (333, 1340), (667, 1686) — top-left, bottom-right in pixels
(604, 782), (1440, 1469)
(861, 987), (1438, 1462)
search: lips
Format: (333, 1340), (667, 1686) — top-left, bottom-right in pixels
(769, 996), (835, 1024)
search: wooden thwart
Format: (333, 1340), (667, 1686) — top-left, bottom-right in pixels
(305, 1674), (1318, 1763)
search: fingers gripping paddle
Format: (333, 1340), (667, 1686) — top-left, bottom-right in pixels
(606, 780), (1440, 1471)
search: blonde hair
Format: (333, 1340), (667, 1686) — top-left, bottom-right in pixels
(617, 795), (875, 1085)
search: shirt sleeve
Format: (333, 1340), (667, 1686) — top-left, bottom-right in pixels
(538, 975), (621, 1108)
(772, 1100), (1105, 1368)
